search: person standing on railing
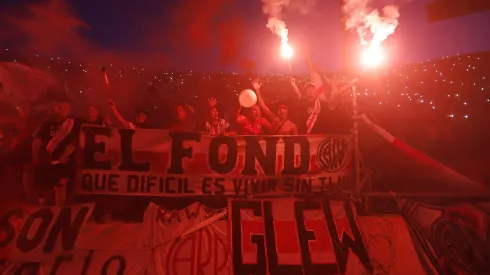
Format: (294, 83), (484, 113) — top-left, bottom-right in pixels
(252, 79), (298, 135)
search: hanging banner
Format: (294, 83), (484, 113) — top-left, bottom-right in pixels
(400, 200), (490, 274)
(0, 204), (94, 261)
(141, 202), (231, 275)
(229, 198), (425, 275)
(356, 215), (427, 274)
(40, 250), (151, 275)
(74, 126), (354, 197)
(229, 198), (373, 274)
(1, 250), (151, 275)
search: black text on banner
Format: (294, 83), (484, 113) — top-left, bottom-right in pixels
(0, 204), (93, 260)
(229, 199), (373, 275)
(76, 126), (353, 197)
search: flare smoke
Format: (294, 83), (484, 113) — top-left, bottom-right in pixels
(343, 0), (400, 47)
(262, 0), (316, 43)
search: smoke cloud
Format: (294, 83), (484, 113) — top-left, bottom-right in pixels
(342, 0), (400, 47)
(261, 0), (317, 43)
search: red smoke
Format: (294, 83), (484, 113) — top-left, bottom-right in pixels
(148, 0), (244, 66)
(0, 0), (245, 69)
(0, 0), (168, 68)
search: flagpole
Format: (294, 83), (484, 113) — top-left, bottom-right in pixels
(351, 85), (362, 197)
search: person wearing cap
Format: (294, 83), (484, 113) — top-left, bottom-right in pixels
(289, 78), (327, 134)
(252, 79), (298, 135)
(108, 99), (149, 129)
(31, 98), (76, 206)
(289, 75), (358, 134)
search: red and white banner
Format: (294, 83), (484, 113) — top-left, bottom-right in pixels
(74, 126), (354, 197)
(228, 198), (425, 275)
(142, 202), (231, 275)
(0, 201), (428, 274)
(0, 203), (94, 261)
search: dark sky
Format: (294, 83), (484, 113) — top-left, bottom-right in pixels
(0, 0), (489, 73)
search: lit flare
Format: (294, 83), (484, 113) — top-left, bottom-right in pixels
(281, 42), (293, 59)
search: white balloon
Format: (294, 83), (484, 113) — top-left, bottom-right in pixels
(239, 89), (257, 108)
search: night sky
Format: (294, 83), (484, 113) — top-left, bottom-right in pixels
(0, 0), (489, 73)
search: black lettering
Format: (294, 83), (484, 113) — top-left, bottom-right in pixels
(281, 136), (310, 175)
(233, 179), (243, 195)
(82, 126), (112, 170)
(108, 174), (119, 191)
(301, 179), (312, 193)
(209, 136), (237, 174)
(265, 179), (277, 193)
(147, 175), (157, 192)
(81, 173), (94, 191)
(94, 174), (106, 191)
(81, 250), (94, 275)
(295, 200), (338, 274)
(322, 200), (372, 274)
(168, 132), (201, 174)
(242, 137), (279, 176)
(263, 201), (303, 275)
(231, 201), (266, 275)
(202, 177), (212, 194)
(17, 208), (53, 253)
(118, 129), (150, 172)
(13, 262), (40, 275)
(165, 177), (176, 193)
(214, 178), (226, 195)
(283, 178), (294, 193)
(44, 206), (91, 253)
(250, 179), (262, 194)
(101, 255), (126, 275)
(183, 178), (194, 194)
(49, 255), (74, 275)
(126, 175), (139, 193)
(0, 209), (23, 248)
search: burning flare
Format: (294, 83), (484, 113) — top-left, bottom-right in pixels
(281, 42), (293, 59)
(343, 0), (400, 67)
(262, 0), (294, 59)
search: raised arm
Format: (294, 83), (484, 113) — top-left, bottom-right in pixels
(108, 100), (133, 128)
(289, 78), (301, 100)
(323, 76), (360, 109)
(236, 104), (246, 125)
(252, 79), (275, 121)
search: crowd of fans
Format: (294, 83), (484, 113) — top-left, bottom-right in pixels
(1, 48), (490, 220)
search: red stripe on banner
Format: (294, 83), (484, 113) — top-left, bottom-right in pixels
(392, 139), (448, 171)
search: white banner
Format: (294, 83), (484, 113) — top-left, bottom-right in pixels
(75, 126), (354, 197)
(142, 202), (231, 275)
(0, 204), (94, 261)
